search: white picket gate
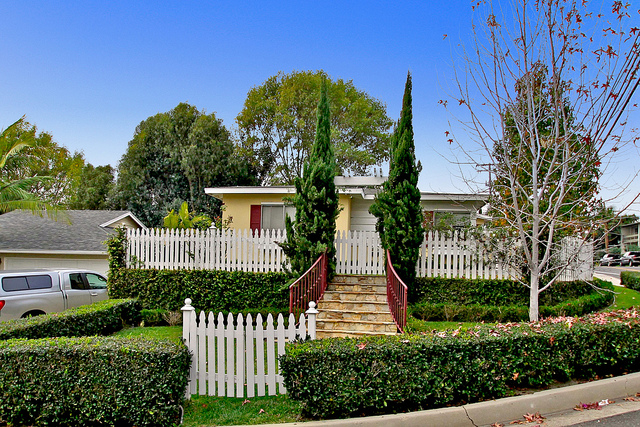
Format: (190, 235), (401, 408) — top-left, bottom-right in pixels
(335, 230), (386, 275)
(181, 299), (318, 398)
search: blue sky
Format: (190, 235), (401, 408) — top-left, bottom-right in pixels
(1, 1), (638, 213)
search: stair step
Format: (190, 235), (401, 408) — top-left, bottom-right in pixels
(322, 291), (388, 303)
(332, 275), (386, 285)
(327, 283), (386, 293)
(319, 300), (390, 313)
(317, 329), (397, 339)
(319, 309), (394, 322)
(317, 319), (397, 333)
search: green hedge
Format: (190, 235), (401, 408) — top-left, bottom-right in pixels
(0, 299), (141, 340)
(411, 276), (601, 305)
(622, 271), (640, 291)
(280, 309), (640, 419)
(410, 280), (614, 323)
(408, 277), (613, 322)
(109, 268), (289, 312)
(0, 336), (190, 427)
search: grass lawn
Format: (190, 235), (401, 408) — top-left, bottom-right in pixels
(113, 325), (183, 342)
(183, 394), (303, 426)
(609, 286), (640, 310)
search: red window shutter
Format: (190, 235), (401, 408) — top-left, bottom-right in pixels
(250, 205), (261, 236)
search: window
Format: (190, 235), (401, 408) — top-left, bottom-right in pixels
(2, 275), (52, 292)
(85, 274), (107, 290)
(69, 273), (87, 290)
(250, 204), (295, 233)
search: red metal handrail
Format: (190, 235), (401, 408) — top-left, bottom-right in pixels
(289, 251), (328, 318)
(386, 250), (408, 333)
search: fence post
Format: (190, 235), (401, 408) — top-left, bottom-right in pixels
(305, 301), (318, 340)
(181, 298), (196, 399)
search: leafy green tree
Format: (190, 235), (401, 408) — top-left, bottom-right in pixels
(69, 164), (115, 210)
(237, 70), (393, 184)
(112, 103), (257, 227)
(370, 72), (424, 287)
(163, 201), (212, 230)
(0, 119), (57, 216)
(2, 118), (85, 208)
(280, 79), (340, 277)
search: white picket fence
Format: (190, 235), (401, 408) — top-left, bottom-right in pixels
(181, 298), (318, 398)
(127, 228), (286, 272)
(127, 228), (591, 280)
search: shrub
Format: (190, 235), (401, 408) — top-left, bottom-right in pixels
(0, 336), (190, 427)
(622, 271), (640, 291)
(141, 308), (169, 326)
(280, 309), (640, 419)
(408, 277), (613, 322)
(0, 299), (141, 340)
(410, 282), (614, 323)
(108, 268), (289, 313)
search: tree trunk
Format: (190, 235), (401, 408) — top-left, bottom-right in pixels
(529, 273), (539, 322)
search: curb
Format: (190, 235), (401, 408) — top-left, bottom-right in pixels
(236, 372), (640, 427)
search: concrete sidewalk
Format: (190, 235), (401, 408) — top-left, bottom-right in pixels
(594, 273), (622, 287)
(236, 372), (640, 427)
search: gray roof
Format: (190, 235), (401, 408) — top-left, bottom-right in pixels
(0, 210), (141, 253)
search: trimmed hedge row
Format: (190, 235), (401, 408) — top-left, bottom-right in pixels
(280, 309), (640, 418)
(109, 268), (289, 312)
(409, 279), (615, 323)
(622, 271), (640, 291)
(0, 299), (141, 340)
(0, 336), (190, 427)
(410, 276), (603, 305)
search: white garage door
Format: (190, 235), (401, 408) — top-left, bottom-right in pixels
(3, 257), (109, 276)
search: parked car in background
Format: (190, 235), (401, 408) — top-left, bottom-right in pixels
(0, 269), (108, 321)
(599, 253), (622, 266)
(621, 251), (640, 266)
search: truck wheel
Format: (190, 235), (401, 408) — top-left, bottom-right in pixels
(21, 310), (45, 318)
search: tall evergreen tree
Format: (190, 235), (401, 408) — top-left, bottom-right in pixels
(280, 79), (340, 277)
(370, 72), (424, 286)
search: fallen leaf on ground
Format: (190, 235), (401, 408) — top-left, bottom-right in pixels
(510, 412), (545, 424)
(575, 402), (602, 411)
(258, 408), (265, 414)
(491, 423), (504, 427)
(242, 399), (250, 405)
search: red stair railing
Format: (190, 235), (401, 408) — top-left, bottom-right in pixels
(386, 250), (408, 333)
(289, 250), (328, 318)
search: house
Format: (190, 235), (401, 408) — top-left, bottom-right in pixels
(0, 210), (146, 275)
(205, 176), (487, 234)
(621, 222), (640, 251)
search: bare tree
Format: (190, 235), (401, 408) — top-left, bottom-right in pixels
(446, 0), (640, 321)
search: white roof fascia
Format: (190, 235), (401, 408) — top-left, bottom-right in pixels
(0, 249), (107, 256)
(100, 212), (148, 229)
(334, 176), (386, 187)
(419, 192), (488, 202)
(205, 186), (296, 200)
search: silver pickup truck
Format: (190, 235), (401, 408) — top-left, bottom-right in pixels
(0, 269), (109, 321)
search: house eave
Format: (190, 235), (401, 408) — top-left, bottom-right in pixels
(0, 249), (107, 256)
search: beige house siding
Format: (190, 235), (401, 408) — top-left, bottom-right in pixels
(0, 252), (108, 275)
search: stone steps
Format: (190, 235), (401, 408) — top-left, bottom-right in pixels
(316, 274), (398, 338)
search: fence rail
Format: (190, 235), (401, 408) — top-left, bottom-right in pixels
(386, 250), (408, 333)
(128, 228), (591, 281)
(181, 298), (318, 398)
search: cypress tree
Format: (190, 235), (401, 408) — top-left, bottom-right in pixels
(369, 72), (424, 286)
(281, 78), (340, 277)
